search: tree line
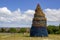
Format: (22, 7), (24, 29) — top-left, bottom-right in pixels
(47, 25), (60, 34)
(0, 28), (30, 33)
(0, 25), (60, 34)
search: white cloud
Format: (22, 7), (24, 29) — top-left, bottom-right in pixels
(0, 7), (35, 27)
(0, 7), (59, 27)
(44, 8), (60, 22)
(0, 7), (12, 16)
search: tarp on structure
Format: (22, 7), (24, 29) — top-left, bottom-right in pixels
(30, 27), (48, 37)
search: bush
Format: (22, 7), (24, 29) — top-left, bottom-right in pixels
(19, 28), (26, 33)
(47, 25), (59, 34)
(9, 28), (17, 33)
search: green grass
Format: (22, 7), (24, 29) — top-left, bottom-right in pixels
(0, 33), (60, 40)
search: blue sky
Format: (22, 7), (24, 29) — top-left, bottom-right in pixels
(0, 0), (60, 11)
(0, 0), (60, 27)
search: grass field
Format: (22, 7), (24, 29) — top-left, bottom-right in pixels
(0, 33), (60, 40)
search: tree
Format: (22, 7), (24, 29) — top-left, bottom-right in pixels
(1, 28), (6, 32)
(9, 28), (16, 33)
(59, 24), (60, 29)
(19, 28), (26, 33)
(47, 25), (59, 34)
